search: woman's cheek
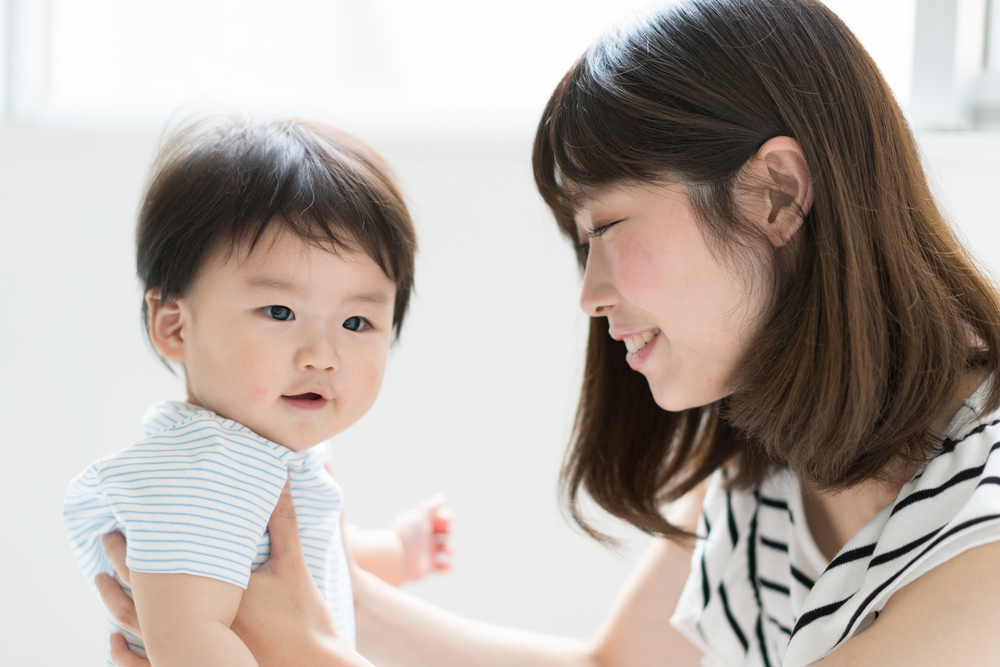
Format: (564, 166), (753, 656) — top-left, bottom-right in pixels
(615, 233), (666, 302)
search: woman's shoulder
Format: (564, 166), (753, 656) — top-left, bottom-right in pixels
(795, 402), (1000, 666)
(784, 396), (1000, 665)
(671, 403), (1000, 667)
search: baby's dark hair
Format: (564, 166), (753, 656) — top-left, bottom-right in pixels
(137, 117), (417, 353)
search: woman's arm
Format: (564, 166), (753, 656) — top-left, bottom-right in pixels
(354, 484), (706, 667)
(353, 535), (702, 667)
(352, 567), (592, 667)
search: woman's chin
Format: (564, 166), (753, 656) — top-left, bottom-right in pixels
(649, 379), (729, 412)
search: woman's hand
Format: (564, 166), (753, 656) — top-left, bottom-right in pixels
(230, 481), (348, 667)
(95, 534), (150, 667)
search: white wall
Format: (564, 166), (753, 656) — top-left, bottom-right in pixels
(0, 126), (651, 664)
(3, 125), (1000, 665)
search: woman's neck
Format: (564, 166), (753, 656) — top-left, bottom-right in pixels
(801, 368), (987, 561)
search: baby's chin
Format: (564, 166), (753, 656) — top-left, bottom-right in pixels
(198, 405), (331, 451)
(279, 420), (354, 451)
(266, 420), (352, 452)
(251, 425), (331, 452)
(275, 437), (328, 452)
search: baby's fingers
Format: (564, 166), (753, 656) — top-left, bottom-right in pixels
(432, 533), (454, 572)
(431, 548), (453, 571)
(109, 633), (150, 667)
(432, 507), (453, 534)
(95, 573), (141, 638)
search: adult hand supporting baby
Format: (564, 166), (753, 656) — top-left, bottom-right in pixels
(232, 480), (368, 667)
(100, 481), (371, 667)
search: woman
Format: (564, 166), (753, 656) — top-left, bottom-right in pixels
(97, 0), (1000, 664)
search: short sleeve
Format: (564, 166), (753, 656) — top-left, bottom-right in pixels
(64, 465), (123, 596)
(96, 417), (288, 589)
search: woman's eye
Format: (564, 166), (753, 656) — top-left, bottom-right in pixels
(263, 305), (295, 321)
(586, 218), (624, 239)
(343, 316), (370, 332)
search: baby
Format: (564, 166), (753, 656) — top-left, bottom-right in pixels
(63, 117), (448, 665)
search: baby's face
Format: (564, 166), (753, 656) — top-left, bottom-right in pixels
(174, 229), (396, 451)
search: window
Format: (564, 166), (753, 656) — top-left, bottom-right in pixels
(2, 0), (991, 134)
(5, 0), (655, 136)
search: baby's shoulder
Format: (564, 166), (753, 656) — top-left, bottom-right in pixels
(92, 400), (287, 484)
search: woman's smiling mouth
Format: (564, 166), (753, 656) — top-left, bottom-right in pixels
(623, 329), (659, 355)
(622, 330), (660, 371)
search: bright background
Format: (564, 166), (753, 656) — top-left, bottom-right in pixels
(4, 1), (1000, 665)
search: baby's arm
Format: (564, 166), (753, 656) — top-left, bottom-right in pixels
(345, 494), (454, 586)
(130, 571), (255, 667)
(323, 460), (453, 585)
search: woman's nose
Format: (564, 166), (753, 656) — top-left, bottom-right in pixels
(294, 323), (340, 372)
(579, 244), (618, 317)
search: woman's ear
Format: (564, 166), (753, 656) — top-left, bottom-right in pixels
(145, 289), (186, 363)
(747, 136), (813, 247)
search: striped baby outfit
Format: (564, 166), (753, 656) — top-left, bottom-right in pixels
(671, 381), (1000, 666)
(64, 401), (354, 664)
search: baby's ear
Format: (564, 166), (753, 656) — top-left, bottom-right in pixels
(146, 289), (186, 363)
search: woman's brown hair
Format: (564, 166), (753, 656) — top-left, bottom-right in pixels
(533, 0), (1000, 542)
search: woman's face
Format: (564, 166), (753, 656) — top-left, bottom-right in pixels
(575, 181), (769, 411)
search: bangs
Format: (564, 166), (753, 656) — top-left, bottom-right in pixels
(533, 57), (652, 252)
(532, 7), (762, 261)
(151, 118), (406, 284)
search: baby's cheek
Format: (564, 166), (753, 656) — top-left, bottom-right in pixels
(244, 372), (271, 403)
(249, 386), (270, 403)
(363, 360), (386, 400)
(353, 359), (386, 411)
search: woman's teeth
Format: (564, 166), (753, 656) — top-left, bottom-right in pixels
(625, 330), (658, 355)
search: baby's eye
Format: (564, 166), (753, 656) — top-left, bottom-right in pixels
(343, 316), (370, 332)
(263, 305), (295, 321)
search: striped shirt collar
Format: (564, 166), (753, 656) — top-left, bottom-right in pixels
(140, 400), (329, 472)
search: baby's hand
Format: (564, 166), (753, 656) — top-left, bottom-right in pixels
(390, 493), (453, 581)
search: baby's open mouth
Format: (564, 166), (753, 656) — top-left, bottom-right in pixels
(285, 392), (324, 401)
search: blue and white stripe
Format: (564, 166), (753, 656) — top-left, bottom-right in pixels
(64, 401), (355, 663)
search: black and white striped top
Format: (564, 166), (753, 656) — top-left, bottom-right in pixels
(671, 382), (1000, 667)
